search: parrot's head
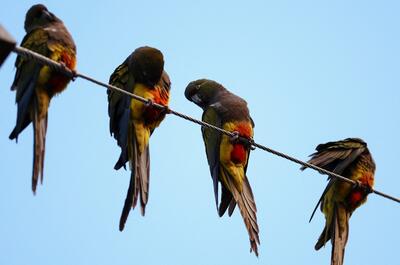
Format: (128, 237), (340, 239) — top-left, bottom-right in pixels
(25, 4), (61, 33)
(185, 79), (225, 109)
(129, 46), (164, 87)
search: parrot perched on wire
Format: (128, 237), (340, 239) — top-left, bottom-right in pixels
(185, 79), (260, 256)
(9, 4), (76, 193)
(301, 138), (375, 265)
(108, 46), (170, 231)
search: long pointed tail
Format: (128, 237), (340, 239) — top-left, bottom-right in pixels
(330, 204), (349, 265)
(119, 128), (150, 231)
(138, 146), (150, 216)
(119, 169), (137, 231)
(32, 106), (48, 194)
(229, 175), (260, 256)
(315, 203), (349, 265)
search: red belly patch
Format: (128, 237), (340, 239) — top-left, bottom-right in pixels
(143, 88), (169, 124)
(47, 51), (76, 95)
(231, 144), (246, 164)
(47, 74), (69, 94)
(346, 172), (374, 210)
(229, 122), (252, 164)
(348, 191), (363, 208)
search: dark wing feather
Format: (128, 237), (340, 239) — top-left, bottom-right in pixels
(159, 70), (171, 92)
(9, 66), (40, 140)
(108, 58), (134, 170)
(201, 106), (222, 210)
(9, 29), (49, 140)
(304, 139), (366, 222)
(218, 185), (233, 217)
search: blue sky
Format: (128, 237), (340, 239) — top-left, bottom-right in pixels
(1, 1), (399, 264)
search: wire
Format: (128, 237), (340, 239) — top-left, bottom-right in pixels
(11, 45), (400, 204)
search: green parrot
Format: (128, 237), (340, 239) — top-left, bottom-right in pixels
(301, 138), (375, 265)
(9, 4), (76, 193)
(185, 79), (260, 256)
(108, 46), (170, 231)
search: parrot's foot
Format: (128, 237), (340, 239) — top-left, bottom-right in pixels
(146, 98), (169, 114)
(57, 61), (76, 80)
(353, 180), (373, 194)
(71, 69), (77, 81)
(229, 131), (255, 150)
(230, 131), (240, 143)
(144, 98), (154, 107)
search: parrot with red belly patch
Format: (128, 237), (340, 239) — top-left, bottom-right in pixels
(185, 79), (260, 256)
(108, 46), (170, 231)
(9, 4), (76, 193)
(301, 138), (375, 265)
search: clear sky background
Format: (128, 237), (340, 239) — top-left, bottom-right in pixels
(1, 1), (399, 264)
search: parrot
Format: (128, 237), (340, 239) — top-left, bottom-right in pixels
(185, 79), (260, 256)
(301, 138), (375, 265)
(9, 4), (77, 193)
(108, 46), (170, 231)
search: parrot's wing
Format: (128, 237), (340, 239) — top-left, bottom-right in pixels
(305, 140), (366, 222)
(159, 70), (171, 92)
(9, 29), (49, 140)
(108, 59), (134, 170)
(218, 185), (234, 217)
(201, 106), (222, 209)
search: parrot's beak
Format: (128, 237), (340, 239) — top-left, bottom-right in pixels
(191, 94), (202, 105)
(42, 10), (54, 20)
(184, 83), (199, 102)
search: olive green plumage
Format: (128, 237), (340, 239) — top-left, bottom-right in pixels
(302, 138), (375, 265)
(186, 79), (260, 256)
(108, 46), (170, 231)
(10, 4), (76, 193)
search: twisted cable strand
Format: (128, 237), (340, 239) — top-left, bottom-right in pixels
(11, 45), (400, 204)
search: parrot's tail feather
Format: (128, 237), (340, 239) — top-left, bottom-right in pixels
(236, 179), (260, 256)
(228, 199), (236, 217)
(223, 167), (260, 256)
(330, 204), (349, 265)
(119, 124), (151, 230)
(119, 170), (135, 231)
(119, 125), (138, 231)
(32, 102), (47, 194)
(138, 146), (150, 216)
